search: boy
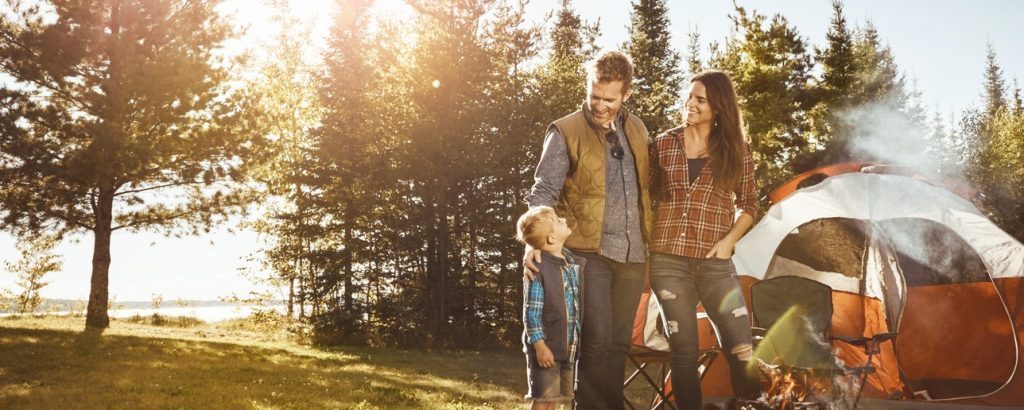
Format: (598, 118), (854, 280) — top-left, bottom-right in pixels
(516, 206), (584, 409)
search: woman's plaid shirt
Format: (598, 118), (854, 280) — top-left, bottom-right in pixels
(649, 127), (757, 258)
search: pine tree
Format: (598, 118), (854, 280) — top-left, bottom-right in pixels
(623, 0), (683, 135)
(473, 0), (544, 345)
(0, 0), (263, 328)
(982, 42), (1007, 121)
(925, 108), (954, 176)
(1012, 79), (1023, 115)
(854, 21), (902, 102)
(710, 5), (814, 194)
(818, 0), (857, 105)
(398, 0), (502, 348)
(536, 0), (600, 119)
(965, 45), (1024, 241)
(686, 31), (704, 76)
(808, 0), (858, 162)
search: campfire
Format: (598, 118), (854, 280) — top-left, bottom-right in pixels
(737, 360), (853, 410)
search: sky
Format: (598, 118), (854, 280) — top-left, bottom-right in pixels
(1, 0), (1022, 302)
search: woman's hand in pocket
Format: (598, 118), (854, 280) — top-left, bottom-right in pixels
(705, 237), (737, 260)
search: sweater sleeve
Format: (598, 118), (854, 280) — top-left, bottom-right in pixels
(523, 275), (545, 344)
(525, 128), (569, 208)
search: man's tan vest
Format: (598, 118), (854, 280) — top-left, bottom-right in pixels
(550, 109), (653, 252)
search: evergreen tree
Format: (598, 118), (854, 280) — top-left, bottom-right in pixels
(471, 0), (544, 344)
(973, 110), (1024, 240)
(964, 46), (1024, 241)
(623, 0), (683, 135)
(925, 107), (961, 177)
(807, 3), (911, 166)
(982, 42), (1007, 121)
(1012, 79), (1023, 115)
(0, 0), (263, 328)
(807, 0), (858, 163)
(536, 0), (600, 119)
(397, 0), (501, 348)
(685, 31), (704, 76)
(817, 0), (857, 104)
(709, 5), (814, 194)
(853, 21), (902, 102)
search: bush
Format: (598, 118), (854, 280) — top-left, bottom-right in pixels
(309, 308), (367, 347)
(119, 313), (204, 328)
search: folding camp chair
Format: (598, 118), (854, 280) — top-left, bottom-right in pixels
(750, 276), (898, 409)
(625, 310), (721, 410)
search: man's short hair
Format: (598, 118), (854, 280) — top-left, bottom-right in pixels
(587, 50), (634, 94)
(516, 206), (558, 249)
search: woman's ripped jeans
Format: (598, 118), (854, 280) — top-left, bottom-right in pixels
(649, 253), (761, 409)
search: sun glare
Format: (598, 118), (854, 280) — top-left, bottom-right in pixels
(220, 0), (336, 59)
(371, 0), (414, 18)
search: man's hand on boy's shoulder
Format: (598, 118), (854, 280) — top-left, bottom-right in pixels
(534, 340), (555, 368)
(522, 246), (543, 281)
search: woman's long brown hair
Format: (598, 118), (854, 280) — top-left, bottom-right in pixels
(691, 70), (746, 193)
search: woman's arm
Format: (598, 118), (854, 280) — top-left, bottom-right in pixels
(705, 145), (758, 259)
(648, 137), (662, 202)
(734, 143), (758, 219)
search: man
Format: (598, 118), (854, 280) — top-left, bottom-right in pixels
(525, 50), (652, 409)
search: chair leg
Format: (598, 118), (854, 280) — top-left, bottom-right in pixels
(625, 355), (676, 410)
(655, 364), (676, 410)
(697, 350), (718, 383)
(637, 363), (674, 409)
(625, 356), (644, 410)
(850, 350), (878, 409)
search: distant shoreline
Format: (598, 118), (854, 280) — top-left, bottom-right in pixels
(1, 301), (287, 322)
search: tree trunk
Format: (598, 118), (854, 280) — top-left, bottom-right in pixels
(85, 187), (115, 329)
(467, 220), (478, 338)
(298, 258), (306, 319)
(85, 0), (121, 330)
(435, 182), (449, 347)
(343, 220), (353, 317)
(287, 275), (295, 318)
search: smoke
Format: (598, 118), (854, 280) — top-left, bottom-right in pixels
(839, 93), (961, 179)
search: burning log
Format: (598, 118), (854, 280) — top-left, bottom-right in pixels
(743, 360), (836, 410)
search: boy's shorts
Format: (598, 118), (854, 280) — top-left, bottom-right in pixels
(525, 359), (575, 402)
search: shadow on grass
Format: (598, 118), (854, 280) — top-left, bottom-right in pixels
(0, 326), (523, 409)
(74, 326), (105, 350)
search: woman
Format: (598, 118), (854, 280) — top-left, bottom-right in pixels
(649, 69), (761, 409)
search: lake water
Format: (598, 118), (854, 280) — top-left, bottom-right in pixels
(107, 305), (286, 322)
(3, 305), (286, 323)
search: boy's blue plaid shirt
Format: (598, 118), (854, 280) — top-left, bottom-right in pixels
(524, 253), (581, 362)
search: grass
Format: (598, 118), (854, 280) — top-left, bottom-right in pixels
(0, 316), (525, 409)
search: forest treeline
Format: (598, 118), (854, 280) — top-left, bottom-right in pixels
(1, 0), (1021, 347)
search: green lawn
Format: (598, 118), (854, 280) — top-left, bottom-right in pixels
(0, 316), (527, 409)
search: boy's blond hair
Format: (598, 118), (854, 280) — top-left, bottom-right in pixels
(516, 206), (558, 249)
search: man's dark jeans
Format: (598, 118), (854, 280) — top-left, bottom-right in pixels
(573, 251), (645, 410)
(649, 253), (761, 410)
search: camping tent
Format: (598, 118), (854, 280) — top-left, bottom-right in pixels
(631, 163), (1024, 407)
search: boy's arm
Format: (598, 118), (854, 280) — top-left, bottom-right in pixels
(523, 275), (545, 345)
(534, 340), (555, 368)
